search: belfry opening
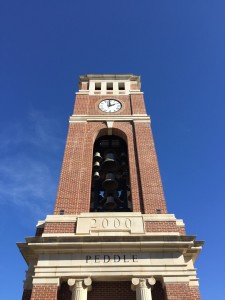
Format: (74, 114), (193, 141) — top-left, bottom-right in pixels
(90, 135), (132, 212)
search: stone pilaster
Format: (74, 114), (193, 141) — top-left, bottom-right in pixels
(68, 278), (92, 300)
(132, 278), (156, 300)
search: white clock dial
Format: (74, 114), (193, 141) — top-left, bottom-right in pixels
(99, 99), (122, 113)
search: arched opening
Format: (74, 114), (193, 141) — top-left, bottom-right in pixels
(90, 135), (132, 212)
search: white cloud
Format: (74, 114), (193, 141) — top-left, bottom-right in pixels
(27, 109), (64, 151)
(0, 110), (64, 217)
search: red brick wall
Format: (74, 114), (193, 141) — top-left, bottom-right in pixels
(88, 281), (135, 300)
(165, 283), (201, 300)
(44, 222), (75, 234)
(54, 122), (91, 214)
(145, 221), (186, 235)
(73, 95), (132, 115)
(134, 122), (167, 214)
(189, 286), (201, 300)
(130, 94), (147, 114)
(22, 289), (32, 300)
(73, 93), (147, 117)
(31, 285), (58, 300)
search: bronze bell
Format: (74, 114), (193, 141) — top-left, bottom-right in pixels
(94, 152), (102, 162)
(98, 195), (105, 205)
(102, 173), (118, 190)
(122, 171), (128, 179)
(104, 196), (117, 210)
(93, 161), (100, 170)
(121, 161), (127, 170)
(101, 153), (118, 172)
(120, 152), (126, 159)
(93, 171), (100, 180)
(103, 190), (119, 198)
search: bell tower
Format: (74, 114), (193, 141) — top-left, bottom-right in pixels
(18, 74), (203, 300)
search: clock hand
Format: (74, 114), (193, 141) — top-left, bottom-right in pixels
(108, 100), (115, 107)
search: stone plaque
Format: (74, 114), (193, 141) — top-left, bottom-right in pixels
(76, 215), (144, 235)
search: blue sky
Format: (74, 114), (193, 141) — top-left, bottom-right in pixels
(0, 1), (225, 299)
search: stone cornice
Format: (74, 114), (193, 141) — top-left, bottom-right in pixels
(17, 235), (203, 263)
(80, 74), (140, 82)
(69, 115), (151, 123)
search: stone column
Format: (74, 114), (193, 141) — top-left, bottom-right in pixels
(68, 278), (92, 300)
(132, 277), (156, 300)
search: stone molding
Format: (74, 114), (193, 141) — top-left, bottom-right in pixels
(32, 277), (60, 285)
(43, 213), (183, 223)
(132, 277), (156, 300)
(68, 278), (92, 300)
(69, 114), (150, 123)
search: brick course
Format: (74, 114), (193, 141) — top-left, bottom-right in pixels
(31, 285), (58, 300)
(165, 283), (201, 300)
(189, 286), (201, 300)
(133, 122), (167, 214)
(130, 94), (147, 114)
(44, 222), (75, 234)
(145, 221), (186, 235)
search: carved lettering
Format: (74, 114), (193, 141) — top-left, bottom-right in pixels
(86, 255), (91, 263)
(85, 254), (138, 263)
(114, 255), (120, 262)
(114, 218), (120, 228)
(90, 218), (97, 228)
(102, 218), (109, 228)
(104, 255), (110, 263)
(123, 255), (129, 262)
(132, 255), (138, 262)
(95, 255), (100, 263)
(125, 218), (131, 228)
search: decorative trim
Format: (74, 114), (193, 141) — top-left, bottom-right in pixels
(32, 277), (60, 285)
(42, 233), (75, 237)
(69, 115), (150, 123)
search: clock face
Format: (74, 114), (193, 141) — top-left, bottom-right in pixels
(99, 99), (122, 113)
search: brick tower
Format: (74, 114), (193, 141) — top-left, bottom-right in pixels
(18, 74), (203, 300)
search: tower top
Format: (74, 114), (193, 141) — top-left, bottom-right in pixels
(79, 74), (141, 95)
